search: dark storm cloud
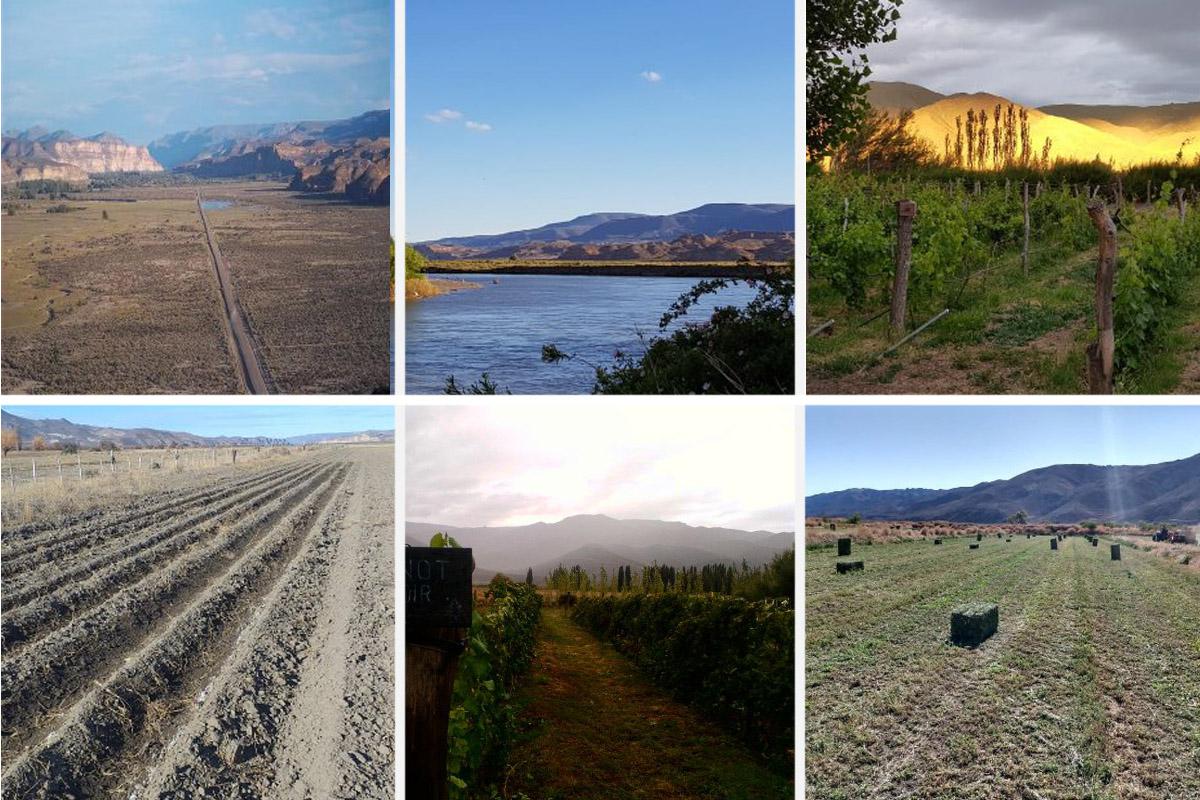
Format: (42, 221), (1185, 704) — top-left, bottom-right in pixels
(866, 0), (1200, 105)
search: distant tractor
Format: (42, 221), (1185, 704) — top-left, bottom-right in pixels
(1154, 526), (1193, 544)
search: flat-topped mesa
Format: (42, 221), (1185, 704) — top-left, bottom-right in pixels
(2, 128), (163, 180)
(44, 137), (163, 173)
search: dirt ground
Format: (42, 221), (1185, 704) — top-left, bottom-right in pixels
(205, 183), (391, 394)
(1, 182), (390, 394)
(0, 444), (394, 799)
(806, 534), (1200, 800)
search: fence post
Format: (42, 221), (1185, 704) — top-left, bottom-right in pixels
(32, 459), (36, 484)
(1116, 176), (1123, 213)
(842, 196), (849, 234)
(1147, 179), (1152, 204)
(890, 200), (917, 339)
(77, 453), (82, 480)
(406, 547), (474, 800)
(1022, 182), (1031, 276)
(1178, 189), (1188, 221)
(59, 460), (63, 485)
(1086, 198), (1117, 394)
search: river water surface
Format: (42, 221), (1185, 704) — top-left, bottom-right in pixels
(405, 273), (758, 394)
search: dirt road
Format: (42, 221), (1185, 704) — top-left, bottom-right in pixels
(197, 192), (272, 394)
(0, 445), (394, 799)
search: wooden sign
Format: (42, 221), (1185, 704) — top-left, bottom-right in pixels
(406, 547), (473, 629)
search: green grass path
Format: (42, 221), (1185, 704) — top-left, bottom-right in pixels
(505, 607), (792, 800)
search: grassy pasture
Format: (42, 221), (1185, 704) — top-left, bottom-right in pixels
(806, 534), (1200, 799)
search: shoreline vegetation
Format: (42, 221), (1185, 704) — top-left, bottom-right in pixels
(404, 275), (481, 300)
(425, 260), (791, 278)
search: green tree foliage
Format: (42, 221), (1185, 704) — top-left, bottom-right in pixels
(430, 531), (463, 548)
(405, 243), (429, 279)
(806, 0), (903, 160)
(446, 576), (542, 798)
(545, 270), (795, 394)
(1114, 175), (1200, 387)
(571, 593), (793, 761)
(525, 567), (534, 586)
(830, 109), (934, 173)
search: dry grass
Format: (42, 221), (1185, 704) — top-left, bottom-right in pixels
(0, 446), (301, 524)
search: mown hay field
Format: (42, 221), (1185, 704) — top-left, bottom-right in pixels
(806, 533), (1200, 800)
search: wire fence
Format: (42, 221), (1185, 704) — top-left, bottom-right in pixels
(1, 446), (266, 489)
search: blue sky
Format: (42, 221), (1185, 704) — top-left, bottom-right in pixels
(1, 0), (392, 145)
(806, 406), (1200, 496)
(3, 406), (394, 438)
(406, 0), (794, 241)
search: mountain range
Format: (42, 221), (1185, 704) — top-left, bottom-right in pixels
(807, 453), (1200, 524)
(147, 110), (389, 168)
(867, 81), (1200, 167)
(405, 514), (794, 583)
(2, 111), (390, 203)
(416, 203), (795, 260)
(0, 411), (393, 449)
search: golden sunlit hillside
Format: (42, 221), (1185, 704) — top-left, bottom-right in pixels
(868, 83), (1200, 167)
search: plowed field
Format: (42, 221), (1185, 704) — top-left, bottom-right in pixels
(0, 445), (394, 799)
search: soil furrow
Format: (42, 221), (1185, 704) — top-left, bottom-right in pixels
(0, 463), (349, 799)
(0, 464), (341, 756)
(138, 469), (352, 798)
(0, 459), (305, 569)
(1, 462), (322, 616)
(1, 462), (327, 654)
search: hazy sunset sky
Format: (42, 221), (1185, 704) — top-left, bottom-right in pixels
(406, 405), (795, 532)
(866, 0), (1200, 107)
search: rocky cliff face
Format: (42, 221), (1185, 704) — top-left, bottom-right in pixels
(44, 136), (162, 173)
(1, 158), (89, 185)
(2, 129), (162, 182)
(288, 138), (389, 204)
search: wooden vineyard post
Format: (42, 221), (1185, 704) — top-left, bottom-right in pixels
(890, 200), (917, 339)
(1086, 198), (1117, 394)
(1022, 182), (1031, 276)
(1178, 189), (1188, 221)
(406, 546), (474, 800)
(842, 196), (849, 234)
(1147, 179), (1153, 204)
(1116, 176), (1123, 213)
(77, 453), (82, 481)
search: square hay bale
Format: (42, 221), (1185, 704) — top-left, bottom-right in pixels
(1111, 544), (1121, 560)
(1005, 538), (1011, 543)
(969, 543), (980, 550)
(951, 603), (999, 647)
(836, 560), (864, 574)
(837, 537), (852, 556)
(1051, 539), (1058, 550)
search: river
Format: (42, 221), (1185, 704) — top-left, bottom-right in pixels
(404, 273), (759, 394)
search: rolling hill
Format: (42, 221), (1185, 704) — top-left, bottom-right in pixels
(807, 453), (1200, 524)
(417, 203), (795, 254)
(0, 411), (393, 449)
(867, 82), (1200, 167)
(405, 514), (794, 582)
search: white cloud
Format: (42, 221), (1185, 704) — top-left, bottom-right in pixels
(424, 108), (462, 123)
(640, 70), (663, 83)
(245, 9), (297, 41)
(465, 120), (492, 132)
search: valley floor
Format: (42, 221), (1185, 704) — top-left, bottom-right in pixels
(504, 607), (792, 800)
(806, 535), (1200, 800)
(1, 182), (389, 394)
